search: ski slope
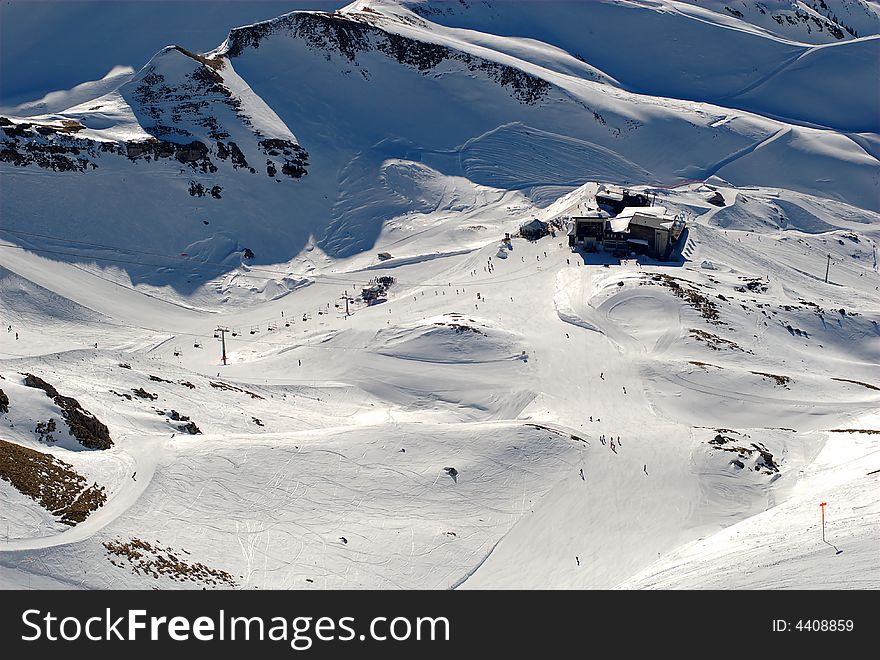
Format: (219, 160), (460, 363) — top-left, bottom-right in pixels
(1, 0), (878, 590)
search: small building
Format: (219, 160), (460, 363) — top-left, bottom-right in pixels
(361, 284), (384, 304)
(520, 218), (550, 240)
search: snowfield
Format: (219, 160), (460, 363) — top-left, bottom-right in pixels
(0, 0), (878, 590)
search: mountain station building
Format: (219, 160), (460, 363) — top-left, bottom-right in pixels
(558, 187), (686, 259)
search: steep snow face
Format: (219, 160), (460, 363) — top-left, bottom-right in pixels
(120, 46), (309, 176)
(2, 67), (136, 119)
(399, 0), (880, 132)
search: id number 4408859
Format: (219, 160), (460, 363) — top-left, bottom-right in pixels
(772, 620), (854, 632)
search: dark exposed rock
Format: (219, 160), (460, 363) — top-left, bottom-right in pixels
(132, 387), (158, 400)
(1, 121), (34, 138)
(282, 162), (307, 178)
(182, 421), (202, 435)
(227, 141), (248, 168)
(176, 141), (209, 163)
(57, 396), (113, 449)
(751, 443), (779, 473)
(23, 374), (112, 450)
(189, 181), (207, 197)
(0, 388), (8, 413)
(35, 418), (58, 443)
(128, 50), (241, 144)
(188, 181), (222, 198)
(259, 139), (308, 178)
(1, 129), (99, 172)
(24, 373), (59, 398)
(125, 138), (217, 174)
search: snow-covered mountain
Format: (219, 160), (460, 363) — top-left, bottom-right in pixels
(1, 0), (878, 590)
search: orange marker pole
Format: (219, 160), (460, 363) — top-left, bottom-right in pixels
(820, 502), (827, 542)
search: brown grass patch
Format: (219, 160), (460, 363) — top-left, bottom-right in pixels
(0, 438), (106, 525)
(751, 371), (792, 387)
(103, 538), (237, 587)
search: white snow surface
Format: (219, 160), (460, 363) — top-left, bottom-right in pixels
(0, 0), (878, 590)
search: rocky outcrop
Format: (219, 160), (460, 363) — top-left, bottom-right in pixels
(216, 140), (252, 170)
(189, 181), (223, 198)
(23, 374), (113, 450)
(1, 122), (106, 172)
(0, 117), (227, 177)
(125, 138), (217, 174)
(182, 421), (202, 435)
(23, 373), (60, 398)
(126, 53), (241, 142)
(260, 138), (309, 179)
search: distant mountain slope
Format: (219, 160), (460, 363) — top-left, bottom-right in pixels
(400, 0), (880, 132)
(677, 0), (880, 41)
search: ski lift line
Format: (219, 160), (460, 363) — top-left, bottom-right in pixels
(0, 228), (560, 287)
(0, 309), (418, 353)
(0, 232), (548, 288)
(0, 239), (522, 289)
